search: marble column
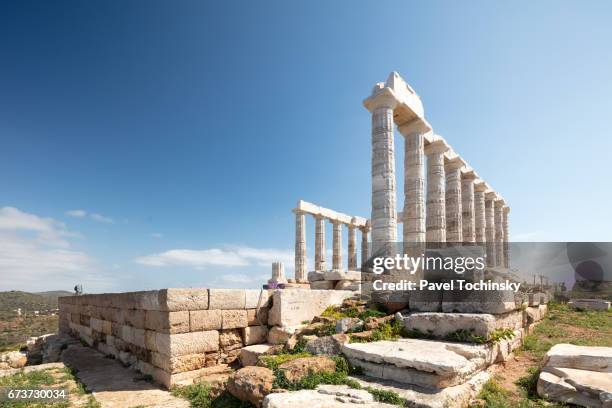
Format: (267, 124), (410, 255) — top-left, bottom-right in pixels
(293, 210), (306, 282)
(495, 199), (505, 267)
(270, 262), (287, 284)
(332, 221), (343, 270)
(484, 192), (497, 266)
(461, 171), (477, 244)
(503, 206), (510, 268)
(367, 92), (399, 257)
(425, 139), (449, 244)
(360, 226), (369, 270)
(445, 157), (464, 243)
(314, 216), (327, 271)
(348, 225), (357, 270)
(474, 182), (487, 246)
(399, 121), (428, 259)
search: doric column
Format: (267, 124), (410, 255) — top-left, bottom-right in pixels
(360, 226), (369, 270)
(445, 157), (464, 243)
(484, 192), (497, 266)
(293, 209), (307, 282)
(474, 182), (487, 246)
(425, 139), (449, 244)
(348, 224), (357, 270)
(314, 216), (327, 271)
(495, 199), (505, 267)
(503, 206), (510, 268)
(399, 120), (428, 259)
(461, 171), (477, 243)
(332, 221), (343, 270)
(366, 90), (399, 257)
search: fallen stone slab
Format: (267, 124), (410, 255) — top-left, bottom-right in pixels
(239, 344), (282, 367)
(342, 339), (491, 388)
(543, 344), (612, 373)
(349, 371), (491, 408)
(441, 288), (517, 314)
(263, 384), (397, 407)
(538, 368), (612, 407)
(569, 299), (611, 312)
(399, 311), (523, 340)
(61, 344), (189, 407)
(268, 289), (354, 327)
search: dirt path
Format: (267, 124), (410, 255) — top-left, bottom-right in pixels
(62, 345), (189, 408)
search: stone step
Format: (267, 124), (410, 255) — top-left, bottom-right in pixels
(538, 368), (612, 407)
(348, 371), (491, 408)
(341, 336), (521, 389)
(263, 384), (397, 407)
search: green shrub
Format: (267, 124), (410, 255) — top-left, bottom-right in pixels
(365, 387), (406, 406)
(257, 352), (311, 370)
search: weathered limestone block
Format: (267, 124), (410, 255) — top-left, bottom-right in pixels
(524, 305), (548, 325)
(543, 344), (612, 372)
(309, 281), (335, 290)
(245, 289), (270, 309)
(190, 309), (222, 331)
(267, 326), (302, 345)
(121, 325), (146, 348)
(263, 385), (395, 407)
(538, 369), (612, 408)
(307, 271), (325, 282)
(90, 318), (112, 335)
(305, 334), (349, 356)
(140, 288), (209, 311)
(145, 330), (219, 357)
(219, 329), (244, 351)
(227, 366), (274, 408)
(324, 270), (361, 281)
(151, 351), (207, 373)
(145, 310), (190, 333)
(222, 310), (248, 329)
(242, 326), (268, 346)
(442, 288), (517, 314)
(335, 280), (361, 291)
(400, 311), (523, 340)
(209, 289), (246, 310)
(569, 299), (611, 311)
(268, 289), (354, 327)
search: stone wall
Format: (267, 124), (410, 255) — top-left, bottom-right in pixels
(58, 288), (272, 388)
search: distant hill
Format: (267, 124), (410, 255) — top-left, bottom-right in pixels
(0, 290), (72, 314)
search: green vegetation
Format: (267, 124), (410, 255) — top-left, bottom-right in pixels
(320, 304), (386, 321)
(257, 352), (311, 370)
(172, 384), (253, 408)
(349, 318), (404, 343)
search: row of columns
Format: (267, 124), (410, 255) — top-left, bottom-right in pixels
(294, 210), (370, 281)
(366, 82), (510, 269)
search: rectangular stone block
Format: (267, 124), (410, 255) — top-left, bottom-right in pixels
(221, 310), (248, 329)
(139, 289), (209, 311)
(151, 352), (207, 374)
(245, 289), (270, 309)
(145, 310), (190, 333)
(208, 289), (246, 310)
(268, 289), (354, 327)
(324, 270), (362, 281)
(241, 326), (268, 346)
(121, 308), (146, 329)
(121, 325), (146, 348)
(190, 310), (222, 331)
(219, 329), (243, 351)
(310, 281), (335, 290)
(308, 271), (325, 282)
(90, 318), (112, 335)
(145, 330), (219, 357)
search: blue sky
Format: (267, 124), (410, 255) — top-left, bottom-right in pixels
(1, 1), (611, 292)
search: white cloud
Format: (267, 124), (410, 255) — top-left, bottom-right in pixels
(0, 207), (103, 292)
(90, 213), (114, 224)
(65, 209), (87, 218)
(135, 246), (293, 270)
(65, 209), (114, 224)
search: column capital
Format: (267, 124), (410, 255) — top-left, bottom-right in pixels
(424, 138), (449, 155)
(485, 191), (497, 201)
(474, 181), (488, 193)
(363, 87), (399, 112)
(461, 170), (478, 181)
(494, 198), (506, 208)
(503, 206), (511, 214)
(445, 156), (465, 171)
(292, 208), (305, 215)
(398, 117), (432, 136)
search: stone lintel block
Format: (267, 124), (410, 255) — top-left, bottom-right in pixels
(190, 309), (222, 331)
(245, 289), (271, 309)
(324, 270), (362, 281)
(151, 351), (207, 374)
(242, 326), (268, 346)
(208, 289), (246, 310)
(139, 289), (210, 311)
(145, 310), (190, 334)
(221, 310), (248, 329)
(145, 330), (219, 357)
(268, 289), (354, 327)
